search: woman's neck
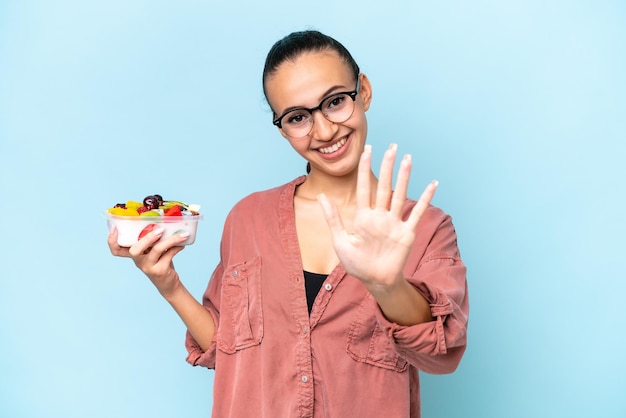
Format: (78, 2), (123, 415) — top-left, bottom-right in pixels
(296, 169), (378, 208)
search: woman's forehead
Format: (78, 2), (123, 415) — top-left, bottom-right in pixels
(266, 51), (353, 109)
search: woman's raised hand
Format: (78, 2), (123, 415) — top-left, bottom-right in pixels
(318, 144), (437, 292)
(108, 226), (189, 298)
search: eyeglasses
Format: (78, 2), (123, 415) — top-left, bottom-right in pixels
(272, 78), (360, 138)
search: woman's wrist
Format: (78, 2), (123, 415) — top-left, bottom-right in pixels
(369, 278), (433, 326)
(159, 276), (187, 303)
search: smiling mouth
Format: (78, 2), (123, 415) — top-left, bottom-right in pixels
(318, 137), (348, 154)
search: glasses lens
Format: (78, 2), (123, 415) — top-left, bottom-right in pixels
(278, 92), (356, 138)
(322, 93), (355, 123)
(280, 109), (312, 138)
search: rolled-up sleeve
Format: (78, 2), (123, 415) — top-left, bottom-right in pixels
(184, 262), (224, 369)
(374, 208), (469, 374)
(185, 307), (219, 368)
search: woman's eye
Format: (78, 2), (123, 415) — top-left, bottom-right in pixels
(286, 112), (309, 125)
(326, 94), (346, 109)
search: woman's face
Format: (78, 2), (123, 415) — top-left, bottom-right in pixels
(264, 50), (372, 178)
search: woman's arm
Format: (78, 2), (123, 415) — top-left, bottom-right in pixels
(108, 226), (215, 351)
(318, 143), (438, 326)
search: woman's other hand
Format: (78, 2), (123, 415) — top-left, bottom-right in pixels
(318, 144), (437, 324)
(108, 226), (189, 298)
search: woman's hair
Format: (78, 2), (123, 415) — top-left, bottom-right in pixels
(262, 30), (360, 101)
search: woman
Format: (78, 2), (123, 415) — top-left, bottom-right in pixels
(108, 30), (468, 418)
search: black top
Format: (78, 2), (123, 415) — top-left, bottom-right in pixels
(303, 270), (328, 314)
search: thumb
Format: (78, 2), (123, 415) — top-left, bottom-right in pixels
(317, 193), (345, 236)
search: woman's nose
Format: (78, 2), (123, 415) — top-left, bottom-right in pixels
(309, 110), (337, 141)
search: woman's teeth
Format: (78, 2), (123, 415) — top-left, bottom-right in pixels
(319, 137), (347, 154)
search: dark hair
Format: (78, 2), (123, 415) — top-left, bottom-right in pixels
(262, 30), (360, 102)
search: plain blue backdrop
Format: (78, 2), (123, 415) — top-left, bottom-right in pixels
(1, 1), (625, 417)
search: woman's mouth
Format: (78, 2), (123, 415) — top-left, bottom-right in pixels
(318, 137), (348, 154)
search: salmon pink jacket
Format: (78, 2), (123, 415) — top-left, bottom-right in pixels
(186, 176), (469, 418)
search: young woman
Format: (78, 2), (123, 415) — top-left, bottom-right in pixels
(108, 30), (468, 418)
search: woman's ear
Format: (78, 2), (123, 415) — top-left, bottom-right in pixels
(358, 73), (373, 111)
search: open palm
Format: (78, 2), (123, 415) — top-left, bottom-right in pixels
(318, 144), (437, 289)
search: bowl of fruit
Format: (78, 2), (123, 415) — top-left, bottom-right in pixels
(106, 194), (202, 247)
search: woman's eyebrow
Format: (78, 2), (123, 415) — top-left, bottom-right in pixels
(279, 84), (348, 114)
(319, 84), (346, 99)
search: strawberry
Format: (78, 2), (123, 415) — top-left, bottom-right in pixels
(138, 223), (159, 240)
(164, 205), (183, 217)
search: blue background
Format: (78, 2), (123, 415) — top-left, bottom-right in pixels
(1, 1), (625, 417)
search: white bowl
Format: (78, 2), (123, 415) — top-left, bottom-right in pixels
(106, 212), (202, 247)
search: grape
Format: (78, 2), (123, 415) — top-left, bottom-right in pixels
(143, 195), (160, 210)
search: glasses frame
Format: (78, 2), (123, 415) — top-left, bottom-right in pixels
(272, 78), (361, 137)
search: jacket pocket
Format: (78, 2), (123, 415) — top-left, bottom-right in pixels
(217, 256), (263, 354)
(346, 295), (408, 372)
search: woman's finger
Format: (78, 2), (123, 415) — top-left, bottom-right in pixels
(150, 232), (190, 258)
(108, 227), (132, 257)
(375, 144), (397, 210)
(155, 245), (185, 266)
(128, 226), (165, 258)
(390, 154), (412, 217)
(406, 180), (438, 229)
(356, 144), (373, 209)
(318, 193), (346, 238)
